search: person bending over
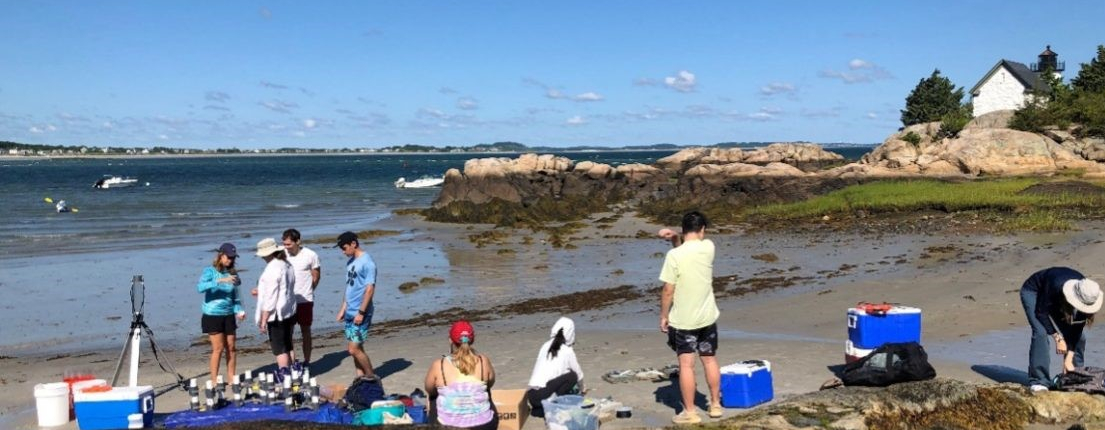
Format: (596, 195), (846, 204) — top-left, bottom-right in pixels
(526, 317), (585, 417)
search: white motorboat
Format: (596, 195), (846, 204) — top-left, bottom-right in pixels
(395, 176), (445, 188)
(94, 175), (139, 189)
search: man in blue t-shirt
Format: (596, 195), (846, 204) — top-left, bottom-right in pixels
(335, 231), (377, 377)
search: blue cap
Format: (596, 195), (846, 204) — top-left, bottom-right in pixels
(218, 243), (238, 258)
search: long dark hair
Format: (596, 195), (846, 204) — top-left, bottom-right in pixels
(1061, 302), (1096, 328)
(547, 329), (566, 359)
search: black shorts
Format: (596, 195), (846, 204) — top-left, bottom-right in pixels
(667, 323), (718, 356)
(201, 314), (237, 335)
(267, 318), (296, 356)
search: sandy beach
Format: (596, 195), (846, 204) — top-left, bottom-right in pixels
(3, 212), (1104, 429)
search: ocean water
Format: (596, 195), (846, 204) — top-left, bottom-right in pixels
(0, 148), (872, 355)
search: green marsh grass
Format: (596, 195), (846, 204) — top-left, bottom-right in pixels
(745, 179), (1105, 231)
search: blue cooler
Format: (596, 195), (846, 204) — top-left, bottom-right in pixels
(73, 385), (154, 430)
(720, 360), (773, 408)
(847, 305), (921, 349)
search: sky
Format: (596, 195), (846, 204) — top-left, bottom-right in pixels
(1, 1), (1103, 149)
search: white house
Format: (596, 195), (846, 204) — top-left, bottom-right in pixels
(970, 46), (1063, 117)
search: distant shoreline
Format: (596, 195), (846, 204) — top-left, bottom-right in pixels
(0, 145), (875, 161)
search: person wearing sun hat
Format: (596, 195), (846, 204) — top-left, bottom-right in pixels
(423, 320), (497, 430)
(253, 237), (297, 381)
(1020, 267), (1103, 392)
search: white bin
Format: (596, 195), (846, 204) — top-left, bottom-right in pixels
(34, 382), (70, 427)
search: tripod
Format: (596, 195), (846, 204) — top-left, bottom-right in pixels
(110, 275), (186, 390)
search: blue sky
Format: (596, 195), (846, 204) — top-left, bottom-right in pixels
(1, 1), (1102, 149)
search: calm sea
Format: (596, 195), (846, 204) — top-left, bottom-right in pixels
(0, 148), (868, 258)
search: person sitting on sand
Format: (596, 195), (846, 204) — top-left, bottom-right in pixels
(424, 320), (497, 430)
(254, 237), (297, 382)
(196, 243), (245, 384)
(1020, 267), (1102, 392)
(526, 316), (585, 418)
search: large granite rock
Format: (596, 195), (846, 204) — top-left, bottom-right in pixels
(657, 143), (845, 173)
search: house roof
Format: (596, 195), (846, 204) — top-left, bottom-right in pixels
(1040, 45), (1056, 57)
(969, 59), (1045, 96)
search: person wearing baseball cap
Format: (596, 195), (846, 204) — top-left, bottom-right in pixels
(1020, 267), (1103, 392)
(196, 242), (245, 385)
(335, 231), (378, 378)
(423, 320), (497, 429)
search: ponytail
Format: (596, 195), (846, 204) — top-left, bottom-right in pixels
(547, 329), (566, 359)
(453, 342), (479, 376)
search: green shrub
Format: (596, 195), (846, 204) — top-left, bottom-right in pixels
(901, 131), (922, 146)
(937, 107), (971, 139)
(901, 69), (967, 127)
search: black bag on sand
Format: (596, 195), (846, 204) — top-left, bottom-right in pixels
(344, 375), (385, 412)
(841, 342), (936, 387)
(1056, 367), (1105, 394)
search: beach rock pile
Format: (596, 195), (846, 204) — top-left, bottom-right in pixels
(720, 378), (1105, 430)
(655, 143), (846, 173)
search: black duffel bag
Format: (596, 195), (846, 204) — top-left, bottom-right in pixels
(841, 342), (936, 387)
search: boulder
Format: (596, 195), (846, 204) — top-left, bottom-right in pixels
(967, 110), (1015, 129)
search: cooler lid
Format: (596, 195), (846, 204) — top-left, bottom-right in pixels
(848, 305), (921, 316)
(74, 385), (153, 402)
(720, 360), (771, 375)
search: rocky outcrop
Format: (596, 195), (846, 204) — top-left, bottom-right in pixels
(719, 379), (1105, 430)
(657, 143), (846, 173)
(859, 123), (1105, 177)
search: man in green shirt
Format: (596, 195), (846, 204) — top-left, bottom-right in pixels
(659, 211), (721, 424)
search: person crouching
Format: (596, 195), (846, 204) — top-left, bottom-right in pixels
(254, 237), (297, 382)
(526, 317), (585, 418)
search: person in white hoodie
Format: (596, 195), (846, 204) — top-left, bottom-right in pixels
(254, 237), (297, 381)
(526, 317), (585, 418)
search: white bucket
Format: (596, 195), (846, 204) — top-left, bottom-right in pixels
(34, 382), (70, 427)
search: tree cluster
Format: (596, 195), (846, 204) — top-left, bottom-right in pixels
(900, 70), (972, 139)
(1011, 45), (1105, 137)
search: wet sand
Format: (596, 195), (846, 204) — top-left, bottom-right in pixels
(3, 213), (1105, 429)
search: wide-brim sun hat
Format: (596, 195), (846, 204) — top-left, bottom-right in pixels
(1063, 278), (1104, 314)
(255, 237), (284, 257)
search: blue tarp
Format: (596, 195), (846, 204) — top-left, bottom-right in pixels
(163, 403), (353, 428)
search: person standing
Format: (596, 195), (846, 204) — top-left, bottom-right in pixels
(658, 211), (722, 424)
(254, 237), (297, 381)
(1019, 267), (1102, 391)
(336, 231), (376, 377)
(282, 228), (321, 370)
(196, 243), (246, 384)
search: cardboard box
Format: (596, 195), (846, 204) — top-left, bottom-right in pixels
(491, 389), (530, 430)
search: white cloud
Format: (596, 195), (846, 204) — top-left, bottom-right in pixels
(866, 112), (878, 119)
(572, 92), (604, 102)
(206, 91), (231, 103)
(259, 100), (298, 113)
(820, 60), (893, 84)
(439, 87), (458, 95)
(759, 82), (796, 96)
(456, 97), (479, 110)
(664, 70), (697, 93)
(849, 59), (873, 70)
(293, 131), (306, 137)
(29, 126), (43, 133)
(633, 77), (659, 87)
(158, 134), (169, 140)
(566, 115), (587, 125)
(546, 89), (565, 99)
(260, 81), (288, 90)
(46, 124), (57, 131)
(302, 118), (317, 128)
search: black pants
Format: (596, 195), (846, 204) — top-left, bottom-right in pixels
(526, 371), (579, 418)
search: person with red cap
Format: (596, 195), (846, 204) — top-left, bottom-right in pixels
(423, 320), (497, 430)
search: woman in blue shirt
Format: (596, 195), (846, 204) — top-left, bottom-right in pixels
(197, 243), (245, 384)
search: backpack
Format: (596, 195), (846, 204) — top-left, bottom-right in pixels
(1056, 367), (1105, 394)
(840, 342), (936, 387)
(344, 375), (385, 412)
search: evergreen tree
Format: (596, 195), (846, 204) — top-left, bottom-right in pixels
(1071, 45), (1105, 94)
(901, 69), (966, 127)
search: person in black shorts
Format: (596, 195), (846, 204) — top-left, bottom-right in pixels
(196, 243), (246, 383)
(658, 212), (723, 424)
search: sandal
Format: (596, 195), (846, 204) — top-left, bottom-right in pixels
(602, 369), (637, 384)
(708, 404), (723, 418)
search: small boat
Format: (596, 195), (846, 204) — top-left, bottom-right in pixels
(94, 175), (139, 189)
(395, 176), (445, 188)
(56, 200), (71, 213)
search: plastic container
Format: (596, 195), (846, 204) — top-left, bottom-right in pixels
(847, 305), (922, 349)
(720, 360), (773, 408)
(35, 382), (71, 427)
(406, 404), (426, 424)
(353, 400), (406, 425)
(74, 385), (154, 430)
(540, 395), (599, 430)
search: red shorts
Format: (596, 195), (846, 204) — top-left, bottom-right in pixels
(295, 302), (314, 327)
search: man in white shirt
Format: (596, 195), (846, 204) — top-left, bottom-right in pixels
(283, 228), (321, 369)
